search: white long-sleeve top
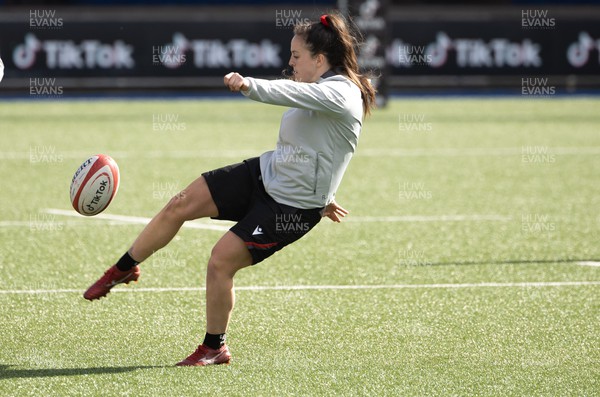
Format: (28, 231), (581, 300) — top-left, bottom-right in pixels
(242, 74), (363, 209)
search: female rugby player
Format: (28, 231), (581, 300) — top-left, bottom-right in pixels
(84, 13), (376, 366)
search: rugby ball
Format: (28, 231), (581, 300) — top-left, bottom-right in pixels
(70, 154), (120, 216)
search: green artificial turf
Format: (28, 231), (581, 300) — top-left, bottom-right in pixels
(0, 97), (598, 396)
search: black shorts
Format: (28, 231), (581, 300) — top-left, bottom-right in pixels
(202, 157), (323, 264)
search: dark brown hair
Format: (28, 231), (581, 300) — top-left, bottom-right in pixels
(293, 13), (377, 116)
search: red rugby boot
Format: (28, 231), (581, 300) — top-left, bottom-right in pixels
(83, 265), (140, 300)
(176, 344), (231, 367)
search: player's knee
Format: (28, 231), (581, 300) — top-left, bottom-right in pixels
(207, 250), (230, 280)
(162, 190), (191, 221)
(207, 245), (243, 280)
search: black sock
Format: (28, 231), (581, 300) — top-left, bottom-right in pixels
(115, 251), (139, 271)
(203, 333), (226, 350)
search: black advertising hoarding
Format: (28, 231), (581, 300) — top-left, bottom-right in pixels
(2, 21), (287, 80)
(387, 20), (600, 76)
(0, 8), (599, 92)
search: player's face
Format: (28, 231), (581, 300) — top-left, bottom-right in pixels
(289, 35), (320, 83)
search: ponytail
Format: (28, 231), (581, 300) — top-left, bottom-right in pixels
(294, 12), (377, 116)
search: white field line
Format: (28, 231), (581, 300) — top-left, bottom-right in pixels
(43, 208), (232, 232)
(0, 221), (40, 227)
(357, 146), (600, 157)
(1, 281), (599, 295)
(578, 261), (600, 267)
(0, 209), (513, 230)
(0, 220), (136, 227)
(0, 150), (256, 160)
(3, 146), (600, 160)
(345, 215), (512, 222)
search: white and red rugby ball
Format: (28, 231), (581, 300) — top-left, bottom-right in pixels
(70, 154), (120, 216)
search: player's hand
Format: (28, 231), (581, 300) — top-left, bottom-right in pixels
(321, 200), (349, 223)
(224, 72), (249, 92)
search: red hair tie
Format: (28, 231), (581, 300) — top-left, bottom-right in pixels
(320, 14), (329, 28)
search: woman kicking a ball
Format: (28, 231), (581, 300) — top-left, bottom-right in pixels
(84, 13), (375, 366)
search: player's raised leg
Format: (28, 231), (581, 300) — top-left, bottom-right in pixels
(176, 231), (252, 366)
(128, 175), (218, 262)
(83, 175), (218, 301)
